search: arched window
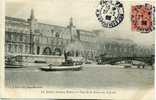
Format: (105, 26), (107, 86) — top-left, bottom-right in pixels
(76, 51), (79, 57)
(37, 46), (40, 55)
(43, 47), (51, 55)
(54, 48), (62, 56)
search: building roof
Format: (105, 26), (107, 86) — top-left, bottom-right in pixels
(78, 29), (96, 37)
(36, 22), (68, 37)
(5, 16), (27, 22)
(5, 16), (97, 38)
(38, 22), (66, 29)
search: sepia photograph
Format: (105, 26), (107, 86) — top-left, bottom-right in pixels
(3, 0), (155, 99)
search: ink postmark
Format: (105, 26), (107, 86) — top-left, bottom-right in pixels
(96, 0), (124, 28)
(131, 3), (155, 33)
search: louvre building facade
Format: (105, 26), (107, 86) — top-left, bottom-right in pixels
(5, 9), (98, 60)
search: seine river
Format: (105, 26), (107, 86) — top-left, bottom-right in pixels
(5, 64), (154, 89)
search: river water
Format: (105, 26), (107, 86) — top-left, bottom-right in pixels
(5, 64), (154, 89)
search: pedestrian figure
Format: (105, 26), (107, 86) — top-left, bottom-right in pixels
(48, 64), (53, 69)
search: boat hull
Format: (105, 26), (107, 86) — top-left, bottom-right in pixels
(40, 66), (82, 71)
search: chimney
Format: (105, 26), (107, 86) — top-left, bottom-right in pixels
(30, 8), (35, 20)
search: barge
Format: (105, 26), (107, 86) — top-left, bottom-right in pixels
(40, 64), (82, 71)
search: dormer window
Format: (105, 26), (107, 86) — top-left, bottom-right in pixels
(51, 29), (54, 33)
(51, 29), (54, 37)
(55, 32), (59, 38)
(35, 29), (40, 33)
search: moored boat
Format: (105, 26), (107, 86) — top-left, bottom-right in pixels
(40, 65), (82, 71)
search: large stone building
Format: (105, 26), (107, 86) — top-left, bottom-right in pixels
(98, 38), (154, 57)
(5, 9), (98, 60)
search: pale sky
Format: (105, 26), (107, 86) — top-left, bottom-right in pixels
(5, 0), (155, 46)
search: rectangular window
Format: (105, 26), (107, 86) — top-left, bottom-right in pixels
(53, 39), (56, 45)
(47, 37), (48, 43)
(13, 33), (17, 42)
(5, 33), (8, 41)
(25, 35), (30, 43)
(19, 45), (23, 53)
(25, 45), (27, 53)
(10, 34), (13, 41)
(51, 39), (53, 44)
(8, 33), (11, 41)
(25, 45), (29, 54)
(15, 45), (17, 53)
(19, 35), (23, 42)
(61, 41), (63, 45)
(8, 44), (11, 52)
(23, 35), (25, 42)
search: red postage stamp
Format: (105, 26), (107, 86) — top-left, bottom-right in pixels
(131, 3), (155, 33)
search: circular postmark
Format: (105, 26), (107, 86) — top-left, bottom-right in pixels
(96, 0), (124, 28)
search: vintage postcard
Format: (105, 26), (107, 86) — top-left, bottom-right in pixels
(0, 0), (155, 99)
